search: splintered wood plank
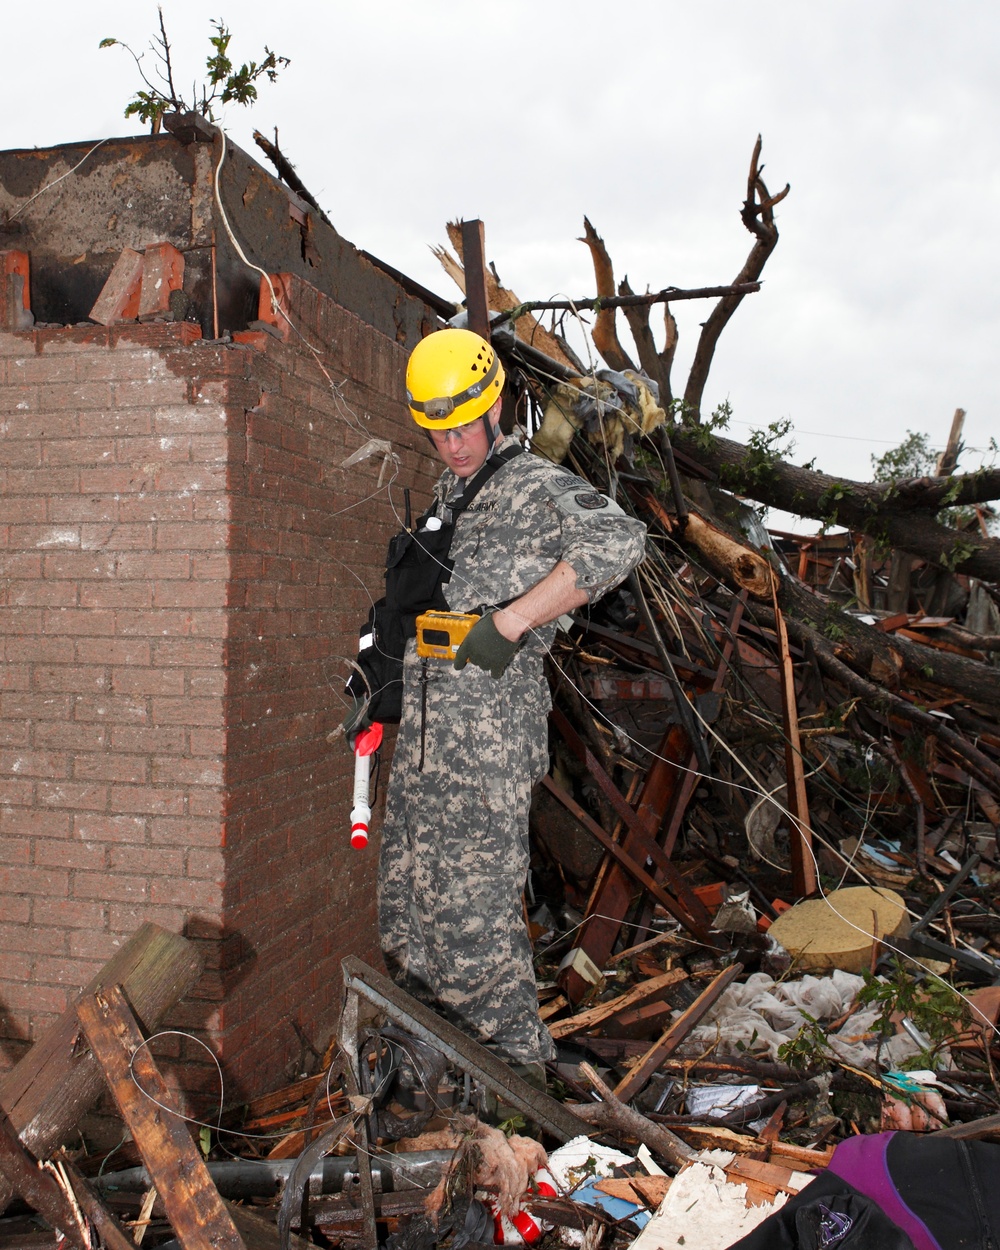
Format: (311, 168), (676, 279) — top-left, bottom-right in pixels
(548, 968), (687, 1040)
(0, 1110), (88, 1248)
(77, 985), (244, 1250)
(613, 964), (743, 1104)
(0, 923), (203, 1214)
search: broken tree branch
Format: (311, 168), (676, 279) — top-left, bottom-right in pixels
(575, 1062), (696, 1170)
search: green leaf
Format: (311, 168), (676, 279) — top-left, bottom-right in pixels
(99, 37), (118, 48)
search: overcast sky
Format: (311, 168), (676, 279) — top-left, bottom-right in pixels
(2, 1), (997, 513)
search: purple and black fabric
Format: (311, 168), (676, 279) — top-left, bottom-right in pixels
(724, 1131), (1000, 1250)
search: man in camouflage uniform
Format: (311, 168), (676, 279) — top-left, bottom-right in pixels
(378, 328), (646, 1071)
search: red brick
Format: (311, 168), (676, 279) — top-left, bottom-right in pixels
(151, 818), (221, 848)
(188, 729), (226, 755)
(0, 778), (33, 805)
(152, 757), (223, 786)
(0, 749), (68, 778)
(108, 902), (184, 932)
(68, 929), (120, 960)
(7, 355), (77, 384)
(111, 667), (185, 696)
(43, 438), (116, 466)
(114, 377), (188, 407)
(155, 523), (228, 551)
(74, 872), (148, 902)
(110, 725), (185, 754)
(109, 845), (185, 876)
(2, 895), (30, 923)
(187, 672), (225, 697)
(113, 553), (191, 579)
(152, 640), (218, 670)
(9, 581), (77, 608)
(73, 695), (147, 724)
(30, 900), (107, 933)
(152, 405), (228, 435)
(151, 697), (223, 726)
(4, 470), (78, 492)
(80, 524), (154, 551)
(0, 553), (43, 578)
(76, 638), (150, 665)
(114, 435), (191, 464)
(77, 410), (152, 437)
(41, 552), (118, 579)
(74, 813), (147, 844)
(0, 497), (46, 522)
(73, 754), (147, 784)
(34, 838), (107, 871)
(34, 721), (109, 752)
(186, 849), (225, 879)
(118, 499), (196, 527)
(150, 877), (222, 909)
(1, 809), (70, 837)
(152, 581), (225, 610)
(0, 864), (70, 896)
(37, 781), (107, 811)
(111, 786), (185, 816)
(0, 664), (30, 689)
(0, 982), (68, 1014)
(5, 634), (76, 663)
(40, 382), (112, 411)
(0, 836), (29, 864)
(0, 922), (65, 955)
(42, 608), (115, 636)
(34, 665), (108, 693)
(32, 955), (103, 986)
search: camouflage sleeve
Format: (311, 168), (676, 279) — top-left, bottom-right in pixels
(542, 473), (646, 600)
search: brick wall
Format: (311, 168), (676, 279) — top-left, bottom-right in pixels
(0, 278), (441, 1107)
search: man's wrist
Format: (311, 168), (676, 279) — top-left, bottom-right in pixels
(492, 605), (527, 642)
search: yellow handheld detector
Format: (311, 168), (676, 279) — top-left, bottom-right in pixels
(415, 610), (481, 660)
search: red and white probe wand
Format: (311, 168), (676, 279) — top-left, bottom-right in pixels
(350, 722), (383, 849)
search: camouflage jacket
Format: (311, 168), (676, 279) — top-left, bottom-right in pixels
(432, 435), (647, 635)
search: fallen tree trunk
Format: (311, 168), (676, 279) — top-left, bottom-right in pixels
(671, 425), (1000, 581)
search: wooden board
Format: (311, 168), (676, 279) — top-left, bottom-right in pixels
(77, 984), (244, 1250)
(0, 923), (203, 1214)
(548, 968), (687, 1040)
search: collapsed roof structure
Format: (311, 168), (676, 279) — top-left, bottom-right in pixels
(1, 119), (999, 1248)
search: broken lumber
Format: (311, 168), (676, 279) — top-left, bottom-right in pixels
(77, 983), (244, 1250)
(0, 923), (204, 1214)
(548, 968), (688, 1040)
(613, 963), (743, 1104)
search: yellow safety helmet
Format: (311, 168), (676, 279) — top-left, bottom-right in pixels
(406, 328), (506, 431)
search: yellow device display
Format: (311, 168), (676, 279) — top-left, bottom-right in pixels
(415, 611), (481, 660)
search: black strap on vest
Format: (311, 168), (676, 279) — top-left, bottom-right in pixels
(345, 445), (523, 724)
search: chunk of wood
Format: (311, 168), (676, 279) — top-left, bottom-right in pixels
(767, 886), (909, 973)
(548, 969), (688, 1040)
(613, 964), (743, 1104)
(0, 923), (204, 1215)
(576, 1063), (695, 1171)
(89, 248), (143, 324)
(76, 984), (243, 1250)
(0, 1111), (89, 1249)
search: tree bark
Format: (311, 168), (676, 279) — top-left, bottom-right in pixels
(671, 426), (1000, 581)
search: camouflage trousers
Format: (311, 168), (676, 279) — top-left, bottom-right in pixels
(378, 648), (556, 1065)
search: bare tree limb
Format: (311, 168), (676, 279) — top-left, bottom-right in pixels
(579, 218), (636, 374)
(683, 136), (789, 418)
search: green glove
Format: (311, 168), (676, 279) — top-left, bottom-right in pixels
(453, 612), (520, 679)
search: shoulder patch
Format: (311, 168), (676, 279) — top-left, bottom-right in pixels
(573, 491), (609, 510)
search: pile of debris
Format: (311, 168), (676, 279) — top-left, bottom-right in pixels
(2, 921), (999, 1249)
